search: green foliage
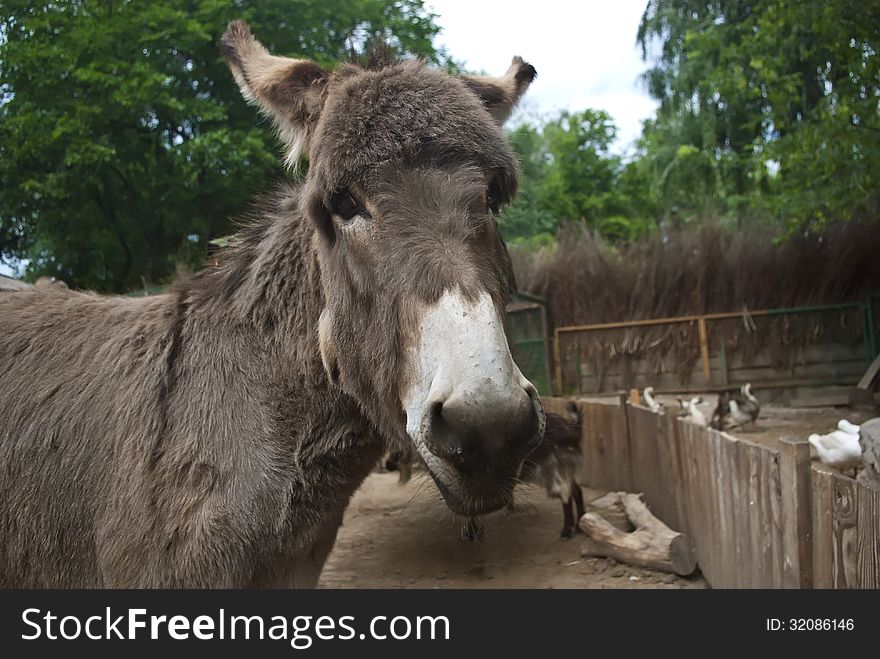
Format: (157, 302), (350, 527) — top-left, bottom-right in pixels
(637, 0), (880, 227)
(0, 0), (441, 291)
(3, 0), (876, 288)
(500, 110), (655, 245)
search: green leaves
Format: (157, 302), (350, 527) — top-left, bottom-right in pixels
(500, 110), (656, 245)
(636, 0), (880, 228)
(0, 0), (442, 291)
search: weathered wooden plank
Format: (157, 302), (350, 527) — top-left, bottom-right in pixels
(679, 420), (708, 579)
(716, 432), (738, 587)
(758, 449), (781, 588)
(717, 433), (741, 587)
(615, 395), (634, 492)
(702, 427), (722, 585)
(727, 362), (866, 383)
(626, 404), (666, 522)
(579, 352), (868, 380)
(788, 392), (852, 408)
(734, 440), (754, 588)
(664, 412), (690, 538)
(578, 401), (600, 489)
(831, 475), (858, 589)
(856, 353), (880, 390)
(686, 422), (707, 582)
(856, 482), (880, 589)
(811, 464), (835, 589)
(778, 437), (813, 588)
(750, 443), (768, 587)
(768, 450), (784, 588)
(576, 400), (630, 492)
(697, 317), (711, 383)
(625, 405), (648, 499)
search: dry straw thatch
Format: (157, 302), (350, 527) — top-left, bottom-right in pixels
(511, 221), (880, 387)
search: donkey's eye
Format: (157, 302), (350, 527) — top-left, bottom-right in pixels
(328, 189), (371, 223)
(487, 177), (503, 215)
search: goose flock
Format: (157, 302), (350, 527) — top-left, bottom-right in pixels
(639, 384), (876, 479)
(641, 383), (760, 429)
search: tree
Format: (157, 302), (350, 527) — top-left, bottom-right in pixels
(539, 110), (624, 225)
(500, 110), (655, 244)
(0, 0), (442, 291)
(497, 123), (556, 244)
(637, 0), (880, 226)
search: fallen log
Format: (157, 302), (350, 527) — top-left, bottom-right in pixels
(579, 492), (696, 576)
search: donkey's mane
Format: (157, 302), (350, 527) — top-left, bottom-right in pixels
(346, 43), (404, 71)
(180, 182), (319, 337)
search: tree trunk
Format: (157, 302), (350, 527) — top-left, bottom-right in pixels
(580, 492), (696, 576)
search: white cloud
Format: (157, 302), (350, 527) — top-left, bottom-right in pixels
(426, 0), (658, 155)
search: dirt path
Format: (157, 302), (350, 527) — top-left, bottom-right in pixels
(319, 472), (707, 589)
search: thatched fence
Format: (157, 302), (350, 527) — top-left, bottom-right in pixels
(543, 396), (880, 589)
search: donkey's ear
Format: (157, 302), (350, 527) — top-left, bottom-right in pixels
(460, 57), (537, 124)
(220, 20), (329, 168)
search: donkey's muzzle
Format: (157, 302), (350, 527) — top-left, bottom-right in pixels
(420, 381), (544, 514)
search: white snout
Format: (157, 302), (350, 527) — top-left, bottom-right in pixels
(400, 290), (543, 509)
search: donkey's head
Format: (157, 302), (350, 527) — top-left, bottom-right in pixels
(221, 21), (544, 516)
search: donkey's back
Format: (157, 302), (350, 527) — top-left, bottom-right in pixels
(0, 288), (183, 585)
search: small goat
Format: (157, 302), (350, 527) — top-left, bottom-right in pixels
(504, 402), (586, 538)
(406, 405), (585, 541)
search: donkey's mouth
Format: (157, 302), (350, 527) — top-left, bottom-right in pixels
(422, 462), (514, 516)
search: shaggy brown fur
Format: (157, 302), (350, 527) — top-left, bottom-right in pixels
(516, 404), (585, 538)
(0, 21), (535, 587)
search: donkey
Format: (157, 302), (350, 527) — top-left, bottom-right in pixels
(0, 20), (543, 588)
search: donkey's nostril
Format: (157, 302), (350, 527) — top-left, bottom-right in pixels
(421, 382), (539, 480)
(424, 402), (467, 468)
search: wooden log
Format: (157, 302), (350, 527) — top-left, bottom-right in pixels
(579, 492), (696, 576)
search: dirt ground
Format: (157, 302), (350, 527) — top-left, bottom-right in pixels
(319, 399), (876, 589)
(319, 472), (708, 589)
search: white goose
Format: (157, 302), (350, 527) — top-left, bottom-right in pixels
(686, 397), (707, 426)
(837, 419), (860, 435)
(643, 386), (662, 413)
(808, 430), (862, 470)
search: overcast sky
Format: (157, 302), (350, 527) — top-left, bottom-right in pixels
(426, 0), (657, 155)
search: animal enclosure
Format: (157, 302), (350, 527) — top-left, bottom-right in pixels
(552, 301), (878, 397)
(506, 291), (553, 396)
(542, 396), (880, 589)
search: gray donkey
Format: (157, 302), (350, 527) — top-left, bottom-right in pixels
(0, 20), (543, 587)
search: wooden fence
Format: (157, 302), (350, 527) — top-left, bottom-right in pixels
(812, 464), (880, 588)
(552, 303), (876, 397)
(543, 396), (879, 589)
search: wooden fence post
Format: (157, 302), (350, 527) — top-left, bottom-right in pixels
(618, 393), (634, 492)
(553, 328), (563, 395)
(779, 437), (813, 588)
(697, 317), (712, 384)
